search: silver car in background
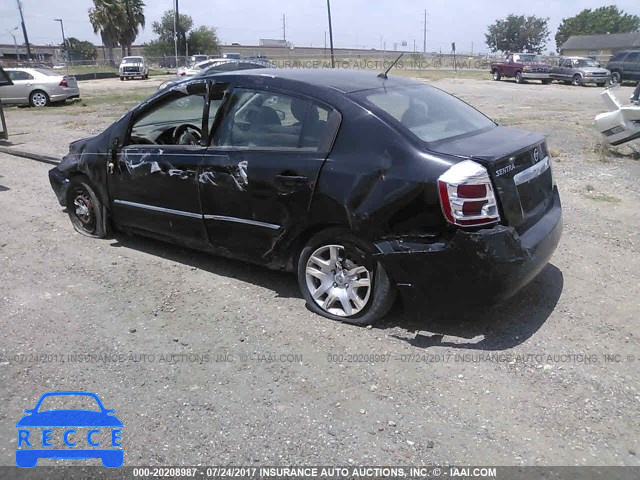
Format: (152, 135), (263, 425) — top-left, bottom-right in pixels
(550, 57), (610, 86)
(0, 68), (80, 107)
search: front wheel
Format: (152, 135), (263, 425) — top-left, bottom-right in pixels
(515, 71), (524, 84)
(65, 176), (107, 238)
(492, 70), (501, 81)
(610, 71), (621, 85)
(297, 230), (395, 325)
(572, 74), (582, 86)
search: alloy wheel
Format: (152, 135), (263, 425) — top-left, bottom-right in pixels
(304, 244), (372, 317)
(30, 92), (48, 107)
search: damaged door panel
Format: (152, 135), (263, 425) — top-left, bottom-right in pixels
(109, 146), (206, 247)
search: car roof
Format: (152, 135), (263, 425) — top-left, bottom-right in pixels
(204, 68), (423, 94)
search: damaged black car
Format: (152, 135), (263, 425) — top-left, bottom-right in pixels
(49, 69), (562, 325)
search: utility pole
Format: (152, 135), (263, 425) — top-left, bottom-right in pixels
(282, 14), (286, 42)
(326, 0), (335, 68)
(9, 27), (20, 61)
(423, 9), (427, 54)
(173, 0), (179, 67)
(16, 0), (32, 61)
(54, 18), (68, 74)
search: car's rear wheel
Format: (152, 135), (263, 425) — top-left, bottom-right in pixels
(492, 69), (501, 81)
(572, 74), (582, 86)
(297, 229), (395, 325)
(29, 90), (49, 107)
(515, 71), (524, 84)
(66, 176), (107, 238)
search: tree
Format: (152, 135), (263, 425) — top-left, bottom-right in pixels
(89, 0), (145, 63)
(485, 15), (550, 54)
(89, 0), (121, 65)
(144, 10), (219, 59)
(62, 37), (98, 61)
(555, 6), (640, 52)
(188, 26), (220, 55)
(118, 0), (146, 56)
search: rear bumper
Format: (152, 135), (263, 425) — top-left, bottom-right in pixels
(50, 87), (80, 102)
(375, 188), (562, 306)
(49, 166), (69, 206)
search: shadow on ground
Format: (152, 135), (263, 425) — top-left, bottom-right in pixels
(384, 263), (564, 351)
(108, 230), (563, 351)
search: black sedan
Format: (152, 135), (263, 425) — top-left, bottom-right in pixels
(49, 69), (562, 325)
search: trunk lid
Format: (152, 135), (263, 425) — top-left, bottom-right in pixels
(430, 126), (554, 232)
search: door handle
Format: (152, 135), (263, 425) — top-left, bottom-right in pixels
(275, 174), (308, 187)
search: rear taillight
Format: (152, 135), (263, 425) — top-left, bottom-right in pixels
(59, 78), (68, 87)
(437, 160), (500, 227)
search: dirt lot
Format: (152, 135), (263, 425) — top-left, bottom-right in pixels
(0, 73), (639, 468)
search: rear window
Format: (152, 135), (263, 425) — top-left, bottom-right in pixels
(355, 85), (496, 144)
(33, 68), (59, 76)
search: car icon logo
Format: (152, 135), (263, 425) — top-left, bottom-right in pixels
(533, 148), (540, 163)
(15, 391), (123, 468)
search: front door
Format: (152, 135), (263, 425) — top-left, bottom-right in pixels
(108, 80), (225, 248)
(199, 87), (339, 263)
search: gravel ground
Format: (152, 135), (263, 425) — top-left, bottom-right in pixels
(0, 74), (639, 468)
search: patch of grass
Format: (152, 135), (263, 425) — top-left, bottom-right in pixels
(583, 191), (621, 204)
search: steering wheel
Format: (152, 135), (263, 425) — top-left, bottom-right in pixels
(173, 124), (202, 145)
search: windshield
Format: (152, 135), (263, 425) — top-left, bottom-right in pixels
(355, 85), (496, 144)
(574, 59), (598, 67)
(37, 395), (101, 412)
(515, 54), (539, 63)
(122, 57), (143, 64)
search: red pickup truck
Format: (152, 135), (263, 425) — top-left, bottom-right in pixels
(491, 53), (551, 84)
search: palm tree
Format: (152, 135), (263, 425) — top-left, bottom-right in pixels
(89, 0), (122, 65)
(119, 0), (145, 56)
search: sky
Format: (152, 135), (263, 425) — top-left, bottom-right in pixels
(1, 0), (639, 54)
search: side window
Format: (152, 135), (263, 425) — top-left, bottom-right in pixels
(215, 88), (331, 150)
(626, 52), (640, 63)
(127, 82), (225, 146)
(8, 71), (33, 81)
(563, 59), (573, 68)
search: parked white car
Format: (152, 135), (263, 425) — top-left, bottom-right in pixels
(595, 88), (640, 146)
(179, 58), (228, 76)
(0, 68), (80, 107)
(119, 56), (149, 80)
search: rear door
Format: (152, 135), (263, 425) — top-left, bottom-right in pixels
(623, 52), (640, 80)
(200, 87), (340, 262)
(1, 70), (32, 103)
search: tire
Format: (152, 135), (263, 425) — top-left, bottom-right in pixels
(144, 73), (149, 79)
(492, 69), (501, 81)
(120, 76), (124, 81)
(515, 71), (524, 84)
(297, 228), (396, 325)
(610, 71), (621, 85)
(572, 74), (582, 86)
(29, 90), (49, 107)
(65, 175), (107, 238)
(542, 79), (551, 85)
